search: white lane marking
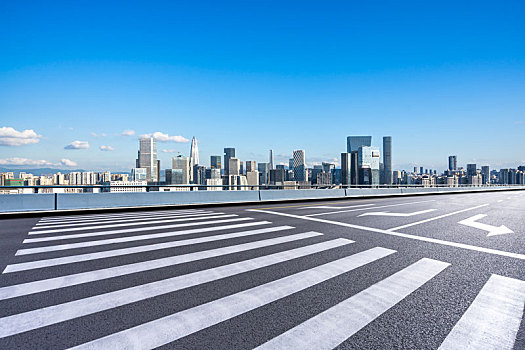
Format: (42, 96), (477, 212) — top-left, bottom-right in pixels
(27, 216), (241, 242)
(251, 209), (525, 261)
(357, 209), (436, 217)
(298, 204), (375, 210)
(30, 214), (238, 235)
(25, 217), (251, 244)
(0, 239), (358, 339)
(256, 258), (449, 350)
(27, 218), (254, 244)
(69, 247), (395, 350)
(16, 221), (269, 255)
(0, 232), (322, 300)
(305, 200), (436, 217)
(4, 226), (294, 273)
(458, 214), (514, 237)
(33, 212), (219, 229)
(37, 209), (206, 223)
(386, 204), (490, 232)
(439, 274), (525, 350)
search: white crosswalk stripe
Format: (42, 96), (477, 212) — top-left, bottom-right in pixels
(2, 208), (524, 349)
(37, 209), (207, 223)
(0, 231), (323, 300)
(69, 247), (396, 349)
(32, 211), (221, 229)
(0, 239), (354, 338)
(256, 258), (450, 349)
(25, 217), (253, 243)
(4, 226), (294, 273)
(439, 274), (525, 350)
(17, 220), (270, 255)
(30, 213), (239, 235)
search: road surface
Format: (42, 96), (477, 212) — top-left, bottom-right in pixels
(1, 189), (525, 349)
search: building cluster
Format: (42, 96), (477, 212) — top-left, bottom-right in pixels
(1, 134), (524, 194)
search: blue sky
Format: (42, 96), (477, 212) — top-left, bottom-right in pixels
(0, 0), (524, 172)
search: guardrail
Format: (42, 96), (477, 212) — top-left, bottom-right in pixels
(0, 184), (524, 214)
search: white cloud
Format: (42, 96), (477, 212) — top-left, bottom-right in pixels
(141, 132), (189, 143)
(0, 127), (42, 146)
(162, 149), (178, 153)
(121, 129), (135, 136)
(0, 157), (53, 166)
(91, 132), (107, 138)
(64, 141), (90, 150)
(60, 158), (77, 167)
(100, 145), (115, 151)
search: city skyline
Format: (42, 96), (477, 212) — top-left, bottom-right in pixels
(0, 129), (524, 174)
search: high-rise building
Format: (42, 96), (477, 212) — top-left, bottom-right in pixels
(210, 155), (221, 169)
(224, 148), (235, 175)
(481, 166), (490, 184)
(351, 151), (359, 185)
(289, 158), (294, 170)
(347, 136), (372, 153)
(341, 153), (351, 186)
(246, 171), (259, 187)
(358, 146), (380, 185)
(383, 136), (392, 185)
(245, 161), (256, 173)
(228, 158), (240, 176)
(258, 163), (270, 185)
(172, 155), (190, 184)
(137, 137), (158, 182)
(131, 168), (147, 181)
(293, 150), (306, 182)
(269, 150), (274, 170)
(419, 167), (424, 175)
(448, 156), (457, 171)
(270, 168), (286, 184)
(189, 136), (199, 182)
(205, 168), (221, 180)
(467, 164), (477, 177)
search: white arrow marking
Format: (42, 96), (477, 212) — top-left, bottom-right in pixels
(458, 214), (514, 237)
(358, 209), (436, 217)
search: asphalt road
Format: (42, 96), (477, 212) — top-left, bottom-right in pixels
(1, 190), (525, 349)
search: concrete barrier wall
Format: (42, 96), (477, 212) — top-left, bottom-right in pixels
(0, 186), (523, 213)
(0, 194), (55, 212)
(56, 191), (260, 210)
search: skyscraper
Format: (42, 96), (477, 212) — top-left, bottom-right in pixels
(269, 150), (274, 170)
(448, 156), (457, 171)
(171, 155), (190, 184)
(481, 166), (490, 184)
(245, 160), (256, 173)
(258, 163), (270, 185)
(347, 136), (372, 153)
(383, 136), (392, 185)
(210, 155), (221, 169)
(467, 163), (477, 177)
(224, 148), (235, 175)
(358, 146), (380, 185)
(189, 136), (199, 183)
(228, 158), (240, 176)
(136, 137), (158, 182)
(293, 150), (306, 182)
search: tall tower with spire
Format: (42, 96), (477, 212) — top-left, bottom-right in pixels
(189, 136), (199, 183)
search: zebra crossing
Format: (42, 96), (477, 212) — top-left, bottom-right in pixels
(1, 208), (524, 349)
